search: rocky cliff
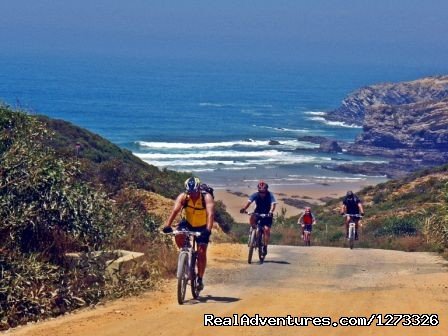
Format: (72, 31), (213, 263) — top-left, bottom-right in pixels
(320, 76), (448, 176)
(353, 99), (448, 151)
(326, 76), (448, 126)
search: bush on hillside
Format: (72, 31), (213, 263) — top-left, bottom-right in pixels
(0, 107), (116, 258)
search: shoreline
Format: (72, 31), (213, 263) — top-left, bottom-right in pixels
(214, 178), (383, 223)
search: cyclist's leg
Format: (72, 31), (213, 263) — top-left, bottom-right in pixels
(197, 243), (208, 278)
(344, 216), (349, 238)
(195, 226), (210, 289)
(354, 218), (360, 240)
(262, 217), (272, 254)
(250, 214), (257, 227)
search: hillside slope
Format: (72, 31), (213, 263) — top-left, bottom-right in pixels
(314, 164), (448, 254)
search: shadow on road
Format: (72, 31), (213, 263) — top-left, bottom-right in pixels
(189, 295), (241, 304)
(262, 260), (290, 265)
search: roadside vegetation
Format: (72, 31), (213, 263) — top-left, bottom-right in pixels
(0, 104), (232, 330)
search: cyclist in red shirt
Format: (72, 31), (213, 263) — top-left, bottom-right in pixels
(298, 207), (316, 239)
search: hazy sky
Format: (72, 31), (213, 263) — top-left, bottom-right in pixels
(1, 0), (447, 66)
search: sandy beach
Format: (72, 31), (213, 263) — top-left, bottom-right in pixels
(214, 178), (384, 223)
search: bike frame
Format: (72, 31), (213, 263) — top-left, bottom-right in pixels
(345, 214), (362, 249)
(171, 229), (201, 304)
(303, 229), (311, 246)
(246, 212), (270, 264)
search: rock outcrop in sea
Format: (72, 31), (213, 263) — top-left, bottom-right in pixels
(320, 76), (448, 177)
(326, 75), (448, 126)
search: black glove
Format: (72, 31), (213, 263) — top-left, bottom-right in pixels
(240, 208), (246, 214)
(268, 212), (273, 217)
(361, 213), (365, 217)
(162, 226), (173, 234)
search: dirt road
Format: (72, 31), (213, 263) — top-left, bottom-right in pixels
(8, 244), (448, 336)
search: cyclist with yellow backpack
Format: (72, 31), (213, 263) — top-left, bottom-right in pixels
(163, 177), (215, 291)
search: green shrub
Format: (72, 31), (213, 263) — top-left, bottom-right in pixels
(374, 216), (421, 237)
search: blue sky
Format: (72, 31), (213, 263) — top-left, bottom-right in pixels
(1, 0), (447, 66)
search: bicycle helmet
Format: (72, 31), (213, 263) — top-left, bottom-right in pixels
(185, 177), (201, 193)
(257, 180), (268, 192)
(305, 207), (311, 213)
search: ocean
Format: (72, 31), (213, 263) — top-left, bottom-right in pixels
(1, 55), (445, 190)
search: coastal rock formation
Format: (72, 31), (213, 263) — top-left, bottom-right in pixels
(326, 76), (448, 126)
(319, 140), (342, 153)
(319, 76), (448, 176)
(354, 99), (448, 152)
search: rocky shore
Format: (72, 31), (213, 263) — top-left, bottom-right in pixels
(307, 76), (448, 177)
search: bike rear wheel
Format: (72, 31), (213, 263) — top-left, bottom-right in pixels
(177, 252), (188, 304)
(248, 228), (256, 264)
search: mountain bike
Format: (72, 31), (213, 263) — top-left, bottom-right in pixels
(168, 229), (202, 304)
(302, 225), (312, 246)
(245, 212), (270, 264)
(345, 214), (363, 249)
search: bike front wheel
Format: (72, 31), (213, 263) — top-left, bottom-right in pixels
(190, 252), (200, 299)
(306, 233), (311, 246)
(348, 226), (355, 249)
(258, 230), (265, 263)
(177, 252), (188, 304)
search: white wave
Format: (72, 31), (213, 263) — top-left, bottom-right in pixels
(279, 140), (319, 148)
(348, 159), (389, 164)
(304, 111), (327, 116)
(311, 176), (365, 181)
(190, 168), (216, 172)
(136, 139), (319, 150)
(199, 102), (225, 107)
(139, 152), (332, 168)
(253, 125), (311, 133)
(199, 102), (273, 108)
(136, 140), (272, 149)
(134, 150), (284, 160)
(221, 167), (257, 171)
(308, 117), (362, 128)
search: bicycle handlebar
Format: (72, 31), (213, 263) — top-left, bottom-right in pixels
(245, 211), (272, 218)
(168, 229), (201, 237)
(344, 214), (363, 218)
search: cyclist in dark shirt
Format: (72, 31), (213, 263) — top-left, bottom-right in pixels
(341, 191), (364, 239)
(240, 180), (276, 256)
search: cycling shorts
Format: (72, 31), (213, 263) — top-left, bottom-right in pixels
(177, 220), (210, 245)
(254, 215), (273, 228)
(303, 224), (312, 232)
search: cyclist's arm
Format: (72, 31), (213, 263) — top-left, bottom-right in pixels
(298, 213), (304, 225)
(241, 193), (256, 212)
(204, 193), (215, 232)
(340, 202), (347, 215)
(164, 193), (186, 227)
(358, 202), (365, 215)
(240, 200), (252, 212)
(312, 213), (317, 224)
(269, 193), (277, 214)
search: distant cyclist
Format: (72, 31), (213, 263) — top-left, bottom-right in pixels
(239, 180), (276, 256)
(163, 177), (215, 291)
(298, 207), (316, 239)
(340, 191), (364, 239)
